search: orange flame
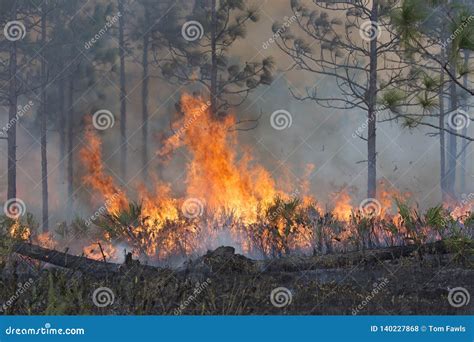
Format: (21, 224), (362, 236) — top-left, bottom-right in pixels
(79, 118), (128, 214)
(83, 242), (119, 261)
(160, 94), (278, 222)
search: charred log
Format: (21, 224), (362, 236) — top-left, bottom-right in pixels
(260, 241), (456, 272)
(12, 242), (158, 277)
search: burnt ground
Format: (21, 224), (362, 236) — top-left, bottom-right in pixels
(0, 245), (473, 315)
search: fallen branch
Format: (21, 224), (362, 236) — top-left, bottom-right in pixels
(261, 241), (455, 272)
(12, 242), (159, 277)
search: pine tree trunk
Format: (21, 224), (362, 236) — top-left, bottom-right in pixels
(67, 75), (74, 221)
(118, 0), (127, 180)
(367, 1), (378, 199)
(460, 51), (469, 191)
(438, 66), (446, 201)
(58, 73), (66, 179)
(7, 3), (18, 201)
(40, 6), (49, 232)
(446, 64), (457, 199)
(210, 0), (218, 117)
(55, 12), (66, 183)
(141, 23), (149, 182)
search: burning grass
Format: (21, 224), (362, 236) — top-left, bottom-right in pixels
(2, 196), (473, 264)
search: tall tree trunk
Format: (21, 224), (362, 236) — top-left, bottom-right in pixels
(7, 2), (18, 201)
(118, 0), (127, 180)
(210, 0), (218, 117)
(460, 51), (469, 191)
(141, 18), (149, 182)
(40, 5), (49, 232)
(58, 73), (66, 179)
(446, 63), (457, 199)
(438, 66), (447, 201)
(67, 75), (74, 221)
(55, 12), (66, 183)
(367, 1), (378, 199)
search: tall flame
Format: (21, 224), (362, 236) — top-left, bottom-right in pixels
(79, 118), (128, 214)
(160, 94), (278, 222)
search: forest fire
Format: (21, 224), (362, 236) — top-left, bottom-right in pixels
(4, 93), (471, 263)
(46, 94), (465, 263)
(1, 0), (473, 321)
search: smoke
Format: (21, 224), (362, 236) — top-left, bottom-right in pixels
(0, 0), (472, 230)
